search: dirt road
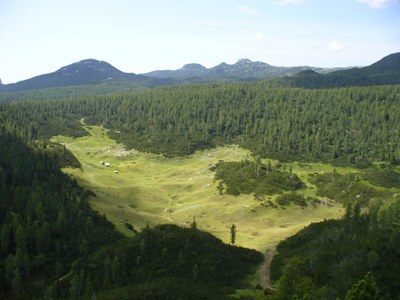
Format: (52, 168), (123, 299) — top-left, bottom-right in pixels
(259, 247), (277, 291)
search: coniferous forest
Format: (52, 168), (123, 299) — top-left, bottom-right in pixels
(0, 55), (400, 299)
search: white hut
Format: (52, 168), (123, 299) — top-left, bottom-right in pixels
(100, 161), (105, 165)
(114, 170), (119, 174)
(105, 162), (111, 167)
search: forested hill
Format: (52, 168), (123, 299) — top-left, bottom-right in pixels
(0, 125), (123, 298)
(0, 83), (399, 165)
(270, 198), (400, 299)
(0, 59), (176, 93)
(278, 52), (400, 88)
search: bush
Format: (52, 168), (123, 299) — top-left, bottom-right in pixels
(212, 160), (305, 196)
(276, 193), (307, 207)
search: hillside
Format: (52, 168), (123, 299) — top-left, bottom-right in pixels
(270, 201), (400, 299)
(280, 52), (400, 88)
(0, 59), (174, 93)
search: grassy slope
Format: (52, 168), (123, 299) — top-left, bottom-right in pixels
(52, 125), (345, 251)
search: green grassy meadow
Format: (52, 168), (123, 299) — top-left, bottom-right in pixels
(52, 125), (345, 251)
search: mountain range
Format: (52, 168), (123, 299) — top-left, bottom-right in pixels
(142, 58), (347, 79)
(0, 52), (399, 93)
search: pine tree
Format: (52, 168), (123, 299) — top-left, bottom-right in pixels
(345, 272), (379, 300)
(69, 273), (82, 300)
(230, 224), (236, 245)
(12, 267), (22, 296)
(191, 216), (197, 229)
(112, 255), (123, 287)
(192, 264), (199, 280)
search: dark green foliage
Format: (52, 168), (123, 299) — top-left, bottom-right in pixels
(377, 197), (400, 231)
(0, 82), (400, 166)
(213, 160), (305, 196)
(29, 139), (81, 168)
(0, 127), (122, 298)
(109, 129), (214, 157)
(276, 193), (308, 207)
(270, 202), (400, 299)
(1, 83), (400, 164)
(272, 256), (328, 300)
(361, 168), (400, 189)
(88, 224), (263, 299)
(309, 172), (386, 205)
(345, 272), (379, 300)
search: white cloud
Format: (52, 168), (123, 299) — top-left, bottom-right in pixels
(255, 32), (269, 41)
(356, 0), (394, 8)
(237, 5), (258, 15)
(274, 0), (306, 5)
(328, 41), (344, 51)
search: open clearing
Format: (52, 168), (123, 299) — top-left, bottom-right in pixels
(52, 125), (345, 251)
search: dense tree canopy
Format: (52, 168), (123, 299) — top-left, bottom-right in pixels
(1, 83), (399, 165)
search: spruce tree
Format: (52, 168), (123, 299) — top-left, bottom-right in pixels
(230, 224), (236, 245)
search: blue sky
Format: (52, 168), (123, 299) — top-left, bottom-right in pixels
(0, 0), (399, 83)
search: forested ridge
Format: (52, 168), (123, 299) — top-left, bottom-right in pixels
(1, 83), (399, 164)
(269, 198), (400, 299)
(0, 126), (122, 298)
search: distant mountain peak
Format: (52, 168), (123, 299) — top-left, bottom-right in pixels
(237, 58), (253, 64)
(0, 59), (143, 92)
(180, 63), (207, 71)
(78, 58), (102, 64)
(57, 59), (122, 75)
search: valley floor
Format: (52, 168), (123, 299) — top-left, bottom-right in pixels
(52, 125), (345, 251)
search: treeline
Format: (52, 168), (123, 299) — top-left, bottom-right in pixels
(1, 83), (399, 165)
(269, 197), (400, 299)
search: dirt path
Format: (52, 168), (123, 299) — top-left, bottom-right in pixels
(259, 246), (277, 291)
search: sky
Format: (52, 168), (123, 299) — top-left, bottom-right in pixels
(0, 0), (399, 83)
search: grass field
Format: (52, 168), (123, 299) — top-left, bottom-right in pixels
(52, 125), (346, 251)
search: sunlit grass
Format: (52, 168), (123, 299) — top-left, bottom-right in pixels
(52, 125), (345, 251)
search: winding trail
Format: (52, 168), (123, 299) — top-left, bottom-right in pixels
(259, 246), (277, 291)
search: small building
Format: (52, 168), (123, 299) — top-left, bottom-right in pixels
(105, 162), (111, 167)
(114, 170), (119, 174)
(100, 161), (105, 165)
